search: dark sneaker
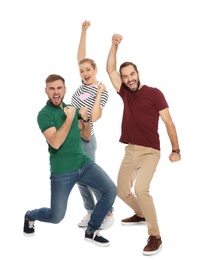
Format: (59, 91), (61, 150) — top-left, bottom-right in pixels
(85, 230), (110, 247)
(121, 214), (146, 225)
(23, 211), (35, 235)
(143, 236), (162, 255)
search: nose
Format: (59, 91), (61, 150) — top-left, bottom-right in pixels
(128, 75), (133, 81)
(54, 89), (60, 95)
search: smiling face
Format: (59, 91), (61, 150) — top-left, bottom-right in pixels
(120, 64), (141, 92)
(45, 79), (66, 107)
(79, 59), (98, 85)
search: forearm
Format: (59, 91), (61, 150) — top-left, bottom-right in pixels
(91, 93), (102, 122)
(106, 44), (118, 74)
(106, 44), (121, 92)
(77, 30), (87, 62)
(80, 121), (91, 141)
(49, 118), (73, 149)
(166, 122), (180, 149)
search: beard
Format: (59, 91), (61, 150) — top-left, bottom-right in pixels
(125, 79), (141, 93)
(49, 96), (64, 107)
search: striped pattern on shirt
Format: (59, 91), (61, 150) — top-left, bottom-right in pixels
(71, 83), (109, 135)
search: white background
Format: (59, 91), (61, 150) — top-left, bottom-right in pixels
(1, 0), (196, 259)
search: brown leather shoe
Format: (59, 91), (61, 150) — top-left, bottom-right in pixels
(143, 236), (162, 255)
(121, 214), (146, 225)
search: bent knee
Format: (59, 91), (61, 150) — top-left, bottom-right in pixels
(50, 214), (65, 224)
(117, 189), (131, 200)
(135, 187), (148, 199)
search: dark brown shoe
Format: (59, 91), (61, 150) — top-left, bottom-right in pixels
(143, 236), (162, 255)
(121, 214), (146, 225)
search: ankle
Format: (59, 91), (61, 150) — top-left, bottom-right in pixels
(107, 212), (113, 217)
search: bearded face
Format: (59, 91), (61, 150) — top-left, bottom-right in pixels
(124, 77), (141, 93)
(121, 65), (141, 93)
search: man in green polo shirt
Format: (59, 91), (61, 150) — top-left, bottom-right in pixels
(23, 74), (117, 247)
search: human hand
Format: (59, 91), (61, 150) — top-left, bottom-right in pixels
(79, 106), (89, 121)
(82, 20), (90, 31)
(169, 152), (181, 163)
(112, 34), (123, 46)
(97, 82), (106, 94)
(64, 106), (76, 121)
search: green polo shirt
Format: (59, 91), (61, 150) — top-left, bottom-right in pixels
(37, 100), (92, 174)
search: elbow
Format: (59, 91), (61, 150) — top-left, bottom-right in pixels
(106, 67), (110, 75)
(82, 135), (91, 142)
(81, 130), (92, 141)
(91, 115), (101, 122)
(51, 143), (60, 150)
(49, 140), (61, 150)
(91, 112), (102, 122)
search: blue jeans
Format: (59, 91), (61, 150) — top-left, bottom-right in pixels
(77, 134), (98, 213)
(27, 162), (117, 232)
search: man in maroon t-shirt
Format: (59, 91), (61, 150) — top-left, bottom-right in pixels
(106, 33), (181, 256)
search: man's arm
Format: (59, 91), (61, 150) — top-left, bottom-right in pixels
(159, 108), (181, 162)
(77, 20), (90, 63)
(42, 106), (76, 150)
(106, 34), (123, 93)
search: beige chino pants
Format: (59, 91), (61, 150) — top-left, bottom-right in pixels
(117, 144), (160, 236)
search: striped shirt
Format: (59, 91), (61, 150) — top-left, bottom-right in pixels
(71, 82), (109, 135)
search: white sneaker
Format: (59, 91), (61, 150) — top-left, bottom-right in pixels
(77, 213), (91, 227)
(99, 215), (114, 230)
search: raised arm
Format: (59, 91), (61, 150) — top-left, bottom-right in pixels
(106, 34), (123, 93)
(77, 20), (90, 63)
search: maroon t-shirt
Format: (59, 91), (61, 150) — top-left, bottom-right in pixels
(118, 84), (169, 150)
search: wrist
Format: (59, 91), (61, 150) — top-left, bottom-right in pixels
(82, 118), (90, 122)
(172, 149), (180, 154)
(78, 113), (90, 122)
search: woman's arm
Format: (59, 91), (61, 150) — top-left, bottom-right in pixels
(91, 82), (107, 122)
(77, 20), (90, 63)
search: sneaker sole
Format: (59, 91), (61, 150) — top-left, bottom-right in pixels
(78, 224), (88, 227)
(84, 237), (110, 247)
(23, 232), (35, 237)
(121, 221), (146, 226)
(142, 245), (162, 255)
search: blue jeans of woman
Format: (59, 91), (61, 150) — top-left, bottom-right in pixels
(27, 161), (117, 232)
(77, 134), (98, 214)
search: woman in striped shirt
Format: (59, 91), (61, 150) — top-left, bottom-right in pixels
(71, 20), (114, 230)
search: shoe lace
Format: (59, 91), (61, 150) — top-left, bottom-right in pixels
(131, 214), (137, 221)
(93, 230), (100, 239)
(147, 236), (157, 246)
